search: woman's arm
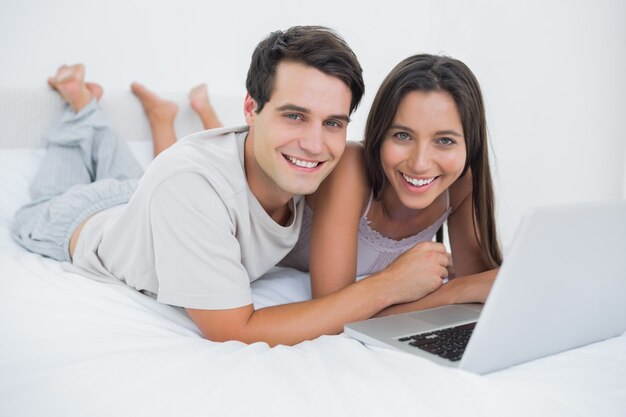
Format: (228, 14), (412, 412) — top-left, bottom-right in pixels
(307, 142), (370, 298)
(374, 268), (497, 317)
(374, 171), (498, 317)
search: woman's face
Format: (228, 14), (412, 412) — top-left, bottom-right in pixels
(380, 90), (467, 210)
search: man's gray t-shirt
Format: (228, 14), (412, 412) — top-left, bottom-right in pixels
(71, 126), (304, 310)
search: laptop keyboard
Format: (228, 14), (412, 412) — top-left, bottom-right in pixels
(397, 322), (476, 362)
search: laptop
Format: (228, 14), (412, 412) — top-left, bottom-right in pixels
(344, 200), (626, 374)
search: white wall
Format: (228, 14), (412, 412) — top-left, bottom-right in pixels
(1, 0), (624, 247)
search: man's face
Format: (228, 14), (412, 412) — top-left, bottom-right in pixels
(245, 61), (352, 203)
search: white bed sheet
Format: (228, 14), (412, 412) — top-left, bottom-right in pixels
(1, 147), (625, 417)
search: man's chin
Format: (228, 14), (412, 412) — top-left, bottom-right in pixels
(275, 170), (328, 196)
(280, 181), (321, 197)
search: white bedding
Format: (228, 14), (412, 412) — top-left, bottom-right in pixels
(1, 140), (625, 417)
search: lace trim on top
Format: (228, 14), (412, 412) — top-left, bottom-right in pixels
(358, 191), (451, 253)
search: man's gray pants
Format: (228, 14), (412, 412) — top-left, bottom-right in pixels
(11, 100), (143, 262)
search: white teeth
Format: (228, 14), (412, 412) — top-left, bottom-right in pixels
(402, 173), (435, 187)
(287, 155), (319, 169)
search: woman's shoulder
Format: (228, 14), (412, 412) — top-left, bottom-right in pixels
(330, 141), (367, 189)
(307, 141), (369, 209)
(340, 140), (365, 165)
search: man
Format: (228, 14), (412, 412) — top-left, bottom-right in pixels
(13, 26), (445, 346)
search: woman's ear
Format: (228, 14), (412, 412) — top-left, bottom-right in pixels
(243, 93), (258, 126)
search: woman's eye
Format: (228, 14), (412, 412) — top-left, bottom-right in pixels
(438, 137), (455, 145)
(395, 132), (410, 141)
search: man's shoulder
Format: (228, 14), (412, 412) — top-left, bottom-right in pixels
(172, 126), (246, 164)
(178, 125), (248, 144)
(141, 125), (250, 198)
(174, 125), (248, 153)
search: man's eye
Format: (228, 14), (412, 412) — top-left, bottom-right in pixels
(286, 113), (301, 121)
(325, 120), (341, 128)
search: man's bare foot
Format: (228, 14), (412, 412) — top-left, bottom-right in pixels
(85, 83), (103, 101)
(131, 82), (178, 124)
(189, 84), (211, 115)
(189, 84), (222, 130)
(131, 82), (178, 157)
(47, 64), (94, 112)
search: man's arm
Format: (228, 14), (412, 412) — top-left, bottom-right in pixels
(187, 275), (388, 346)
(149, 171), (448, 346)
(188, 241), (448, 346)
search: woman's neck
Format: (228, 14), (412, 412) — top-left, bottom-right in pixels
(366, 188), (445, 240)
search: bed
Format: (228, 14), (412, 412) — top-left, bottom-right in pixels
(1, 88), (625, 417)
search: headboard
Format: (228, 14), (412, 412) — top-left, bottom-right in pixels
(0, 87), (245, 148)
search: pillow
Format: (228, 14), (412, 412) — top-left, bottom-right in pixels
(0, 149), (44, 225)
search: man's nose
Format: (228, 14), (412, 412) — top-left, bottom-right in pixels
(299, 124), (324, 155)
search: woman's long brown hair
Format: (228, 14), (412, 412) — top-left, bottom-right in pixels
(363, 54), (502, 268)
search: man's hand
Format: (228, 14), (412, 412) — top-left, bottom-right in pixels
(185, 241), (454, 346)
(377, 241), (449, 305)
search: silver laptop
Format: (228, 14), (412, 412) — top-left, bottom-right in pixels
(344, 201), (626, 374)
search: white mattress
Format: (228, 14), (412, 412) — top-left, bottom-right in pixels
(1, 121), (625, 417)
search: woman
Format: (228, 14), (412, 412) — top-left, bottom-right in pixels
(281, 54), (502, 315)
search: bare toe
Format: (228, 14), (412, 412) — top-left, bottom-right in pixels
(49, 63), (92, 111)
(131, 82), (178, 122)
(189, 83), (221, 129)
(189, 83), (208, 100)
(85, 83), (103, 101)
